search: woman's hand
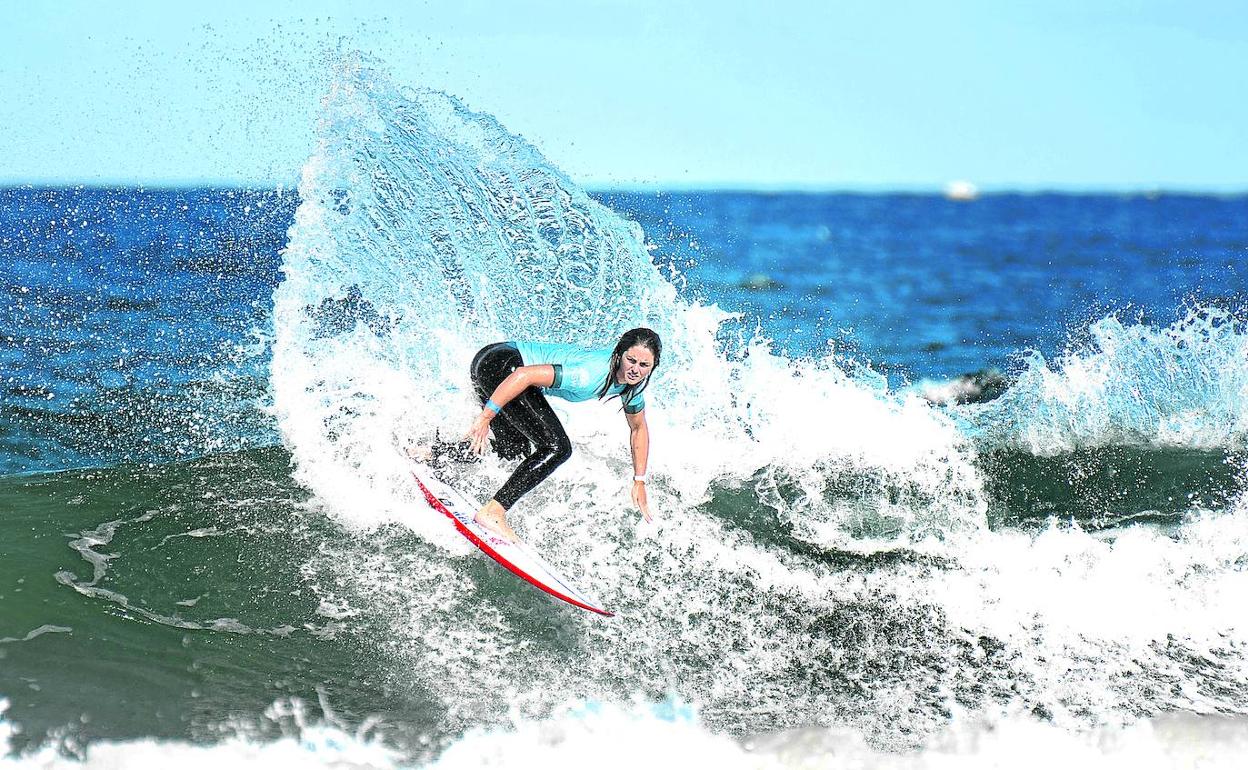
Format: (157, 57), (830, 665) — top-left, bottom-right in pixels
(631, 480), (652, 523)
(466, 410), (494, 455)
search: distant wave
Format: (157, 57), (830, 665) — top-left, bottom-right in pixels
(958, 306), (1248, 453)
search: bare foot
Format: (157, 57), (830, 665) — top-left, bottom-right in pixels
(474, 500), (519, 543)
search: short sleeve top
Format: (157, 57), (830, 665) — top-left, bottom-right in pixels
(511, 341), (646, 414)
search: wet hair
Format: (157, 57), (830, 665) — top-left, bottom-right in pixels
(597, 327), (662, 410)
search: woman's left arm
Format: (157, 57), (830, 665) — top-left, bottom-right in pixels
(625, 409), (652, 522)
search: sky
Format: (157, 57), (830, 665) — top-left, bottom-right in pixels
(1, 0), (1245, 190)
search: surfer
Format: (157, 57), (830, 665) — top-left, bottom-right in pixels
(459, 328), (661, 543)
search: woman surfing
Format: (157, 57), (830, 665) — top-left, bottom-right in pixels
(457, 327), (661, 543)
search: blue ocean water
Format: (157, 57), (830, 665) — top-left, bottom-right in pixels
(600, 191), (1247, 377)
(2, 66), (1248, 767)
(0, 187), (293, 475)
(4, 187), (1243, 475)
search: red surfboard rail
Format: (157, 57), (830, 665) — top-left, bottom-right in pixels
(411, 471), (614, 617)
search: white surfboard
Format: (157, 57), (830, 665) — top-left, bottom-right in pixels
(407, 463), (613, 617)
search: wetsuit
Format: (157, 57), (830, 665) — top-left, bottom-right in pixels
(470, 341), (645, 510)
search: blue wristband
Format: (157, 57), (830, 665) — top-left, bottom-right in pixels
(485, 399), (502, 414)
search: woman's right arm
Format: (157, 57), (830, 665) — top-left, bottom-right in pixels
(466, 364), (556, 454)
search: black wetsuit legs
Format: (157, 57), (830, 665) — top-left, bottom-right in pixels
(470, 343), (573, 510)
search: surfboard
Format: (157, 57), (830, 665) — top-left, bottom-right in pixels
(407, 462), (613, 617)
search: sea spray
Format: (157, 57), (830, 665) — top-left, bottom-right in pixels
(3, 90), (1246, 763)
(268, 58), (1248, 752)
(270, 60), (995, 744)
(272, 58), (987, 543)
(960, 305), (1248, 454)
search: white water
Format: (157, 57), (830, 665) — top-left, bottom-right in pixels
(959, 307), (1248, 453)
(265, 58), (1248, 754)
(7, 696), (1248, 769)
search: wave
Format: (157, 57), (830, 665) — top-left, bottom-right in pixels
(429, 702), (1248, 769)
(977, 445), (1245, 527)
(0, 694), (403, 769)
(264, 57), (1248, 748)
(269, 58), (983, 545)
(9, 447), (1247, 755)
(7, 695), (1248, 769)
(5, 69), (1246, 757)
(957, 306), (1248, 453)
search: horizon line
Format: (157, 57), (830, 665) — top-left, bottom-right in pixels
(2, 180), (1246, 197)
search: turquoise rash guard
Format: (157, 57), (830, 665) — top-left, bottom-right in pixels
(510, 341), (646, 414)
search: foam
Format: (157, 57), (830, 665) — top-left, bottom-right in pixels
(0, 697), (400, 769)
(271, 58), (987, 549)
(266, 58), (1248, 748)
(8, 696), (1248, 770)
(960, 307), (1248, 453)
(432, 704), (1248, 770)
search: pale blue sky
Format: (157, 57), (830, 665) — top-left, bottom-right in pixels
(1, 0), (1244, 190)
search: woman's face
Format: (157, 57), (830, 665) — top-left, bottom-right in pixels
(615, 344), (655, 386)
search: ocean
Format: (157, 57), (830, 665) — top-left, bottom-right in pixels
(2, 63), (1248, 767)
